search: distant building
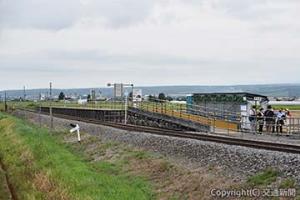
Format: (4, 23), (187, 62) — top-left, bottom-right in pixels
(91, 89), (96, 101)
(78, 98), (88, 105)
(40, 94), (46, 101)
(132, 89), (142, 102)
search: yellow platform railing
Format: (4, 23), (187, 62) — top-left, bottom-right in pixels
(133, 102), (239, 131)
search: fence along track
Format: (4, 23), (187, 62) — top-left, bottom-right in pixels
(17, 108), (300, 154)
(138, 104), (239, 131)
(135, 101), (300, 134)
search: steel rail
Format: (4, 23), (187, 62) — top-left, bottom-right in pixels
(17, 108), (300, 154)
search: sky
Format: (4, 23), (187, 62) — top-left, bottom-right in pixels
(0, 0), (300, 90)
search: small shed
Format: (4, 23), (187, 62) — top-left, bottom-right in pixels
(186, 92), (269, 125)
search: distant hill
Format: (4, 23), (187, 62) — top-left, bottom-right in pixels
(1, 84), (300, 100)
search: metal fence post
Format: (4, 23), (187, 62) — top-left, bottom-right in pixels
(298, 118), (300, 133)
(288, 117), (291, 135)
(124, 96), (128, 125)
(227, 116), (230, 135)
(255, 118), (257, 135)
(213, 117), (216, 134)
(165, 103), (167, 114)
(180, 104), (182, 117)
(152, 102), (154, 112)
(293, 118), (295, 134)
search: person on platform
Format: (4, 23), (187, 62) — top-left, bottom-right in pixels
(257, 108), (264, 134)
(276, 109), (286, 133)
(264, 105), (275, 133)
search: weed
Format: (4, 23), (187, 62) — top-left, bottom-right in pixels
(247, 168), (279, 186)
(280, 178), (296, 189)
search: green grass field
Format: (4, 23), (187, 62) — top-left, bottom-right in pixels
(0, 113), (154, 200)
(272, 105), (300, 110)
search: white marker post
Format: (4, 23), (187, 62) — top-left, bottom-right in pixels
(70, 124), (81, 143)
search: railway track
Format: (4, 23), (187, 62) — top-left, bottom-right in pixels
(17, 108), (300, 154)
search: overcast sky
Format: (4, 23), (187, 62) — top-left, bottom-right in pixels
(0, 0), (300, 90)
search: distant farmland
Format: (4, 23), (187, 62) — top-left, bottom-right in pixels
(269, 101), (300, 110)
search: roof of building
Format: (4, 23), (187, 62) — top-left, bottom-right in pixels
(192, 92), (267, 97)
(191, 92), (269, 102)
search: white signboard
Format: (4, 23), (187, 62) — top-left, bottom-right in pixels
(240, 105), (247, 112)
(114, 84), (123, 98)
(254, 97), (262, 101)
(240, 105), (249, 130)
(133, 89), (142, 102)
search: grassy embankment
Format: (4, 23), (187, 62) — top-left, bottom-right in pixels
(0, 110), (299, 199)
(0, 113), (154, 200)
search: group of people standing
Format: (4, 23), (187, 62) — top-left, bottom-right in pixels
(249, 105), (291, 134)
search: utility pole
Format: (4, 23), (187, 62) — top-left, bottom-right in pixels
(39, 93), (42, 128)
(23, 86), (26, 101)
(4, 91), (7, 112)
(49, 82), (53, 131)
(129, 84), (134, 102)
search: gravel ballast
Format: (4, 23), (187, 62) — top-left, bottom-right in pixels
(13, 110), (300, 184)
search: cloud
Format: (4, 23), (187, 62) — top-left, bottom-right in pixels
(80, 0), (158, 28)
(0, 0), (81, 30)
(43, 49), (210, 66)
(1, 0), (299, 31)
(0, 0), (300, 89)
(0, 0), (160, 30)
(212, 0), (300, 33)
